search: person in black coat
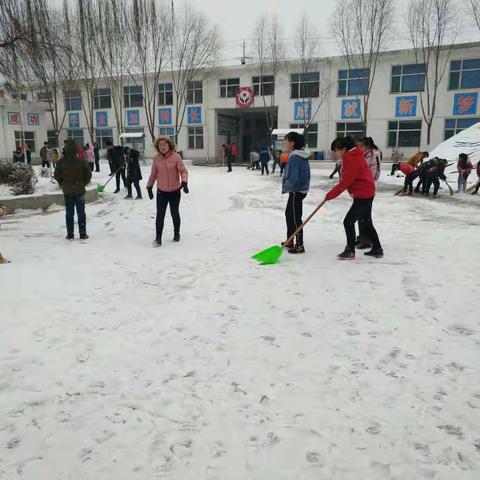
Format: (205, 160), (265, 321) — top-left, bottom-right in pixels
(105, 141), (127, 193)
(124, 146), (142, 199)
(93, 142), (100, 172)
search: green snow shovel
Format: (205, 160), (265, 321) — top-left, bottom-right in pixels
(252, 200), (326, 265)
(97, 159), (128, 193)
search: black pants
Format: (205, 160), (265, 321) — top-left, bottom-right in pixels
(423, 174), (440, 195)
(344, 198), (381, 250)
(127, 179), (142, 197)
(261, 162), (269, 175)
(272, 159), (280, 173)
(156, 190), (181, 240)
(285, 192), (306, 246)
(89, 163), (94, 172)
(415, 177), (425, 193)
(64, 194), (86, 237)
(115, 168), (127, 190)
(42, 160), (50, 168)
(280, 164), (286, 175)
(227, 155), (232, 172)
(95, 157), (100, 172)
(403, 171), (420, 193)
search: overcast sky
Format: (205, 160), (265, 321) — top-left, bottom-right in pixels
(192, 0), (480, 65)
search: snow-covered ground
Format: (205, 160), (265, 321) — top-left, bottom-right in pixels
(1, 164), (480, 480)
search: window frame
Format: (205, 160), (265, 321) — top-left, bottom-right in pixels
(67, 129), (84, 146)
(337, 69), (370, 97)
(444, 117), (480, 140)
(123, 85), (144, 108)
(187, 80), (203, 104)
(158, 82), (173, 106)
(448, 59), (480, 90)
(290, 72), (320, 99)
(95, 128), (113, 148)
(37, 91), (53, 103)
(390, 64), (426, 93)
(64, 89), (82, 111)
(335, 122), (366, 140)
(188, 126), (204, 150)
(15, 131), (36, 152)
(252, 75), (275, 96)
(387, 120), (422, 148)
(219, 78), (240, 98)
(93, 88), (112, 109)
(289, 122), (318, 149)
(159, 127), (176, 142)
(47, 130), (58, 148)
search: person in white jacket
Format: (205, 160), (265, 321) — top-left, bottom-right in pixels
(357, 137), (381, 181)
(355, 137), (382, 249)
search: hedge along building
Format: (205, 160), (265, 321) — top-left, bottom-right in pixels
(2, 41), (480, 163)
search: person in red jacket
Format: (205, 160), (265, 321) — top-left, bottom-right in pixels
(325, 136), (383, 260)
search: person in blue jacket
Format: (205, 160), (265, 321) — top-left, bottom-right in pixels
(281, 132), (311, 254)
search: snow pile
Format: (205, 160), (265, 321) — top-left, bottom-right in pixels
(0, 166), (479, 479)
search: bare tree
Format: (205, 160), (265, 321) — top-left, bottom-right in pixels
(252, 15), (285, 136)
(96, 0), (130, 141)
(291, 14), (330, 145)
(69, 0), (103, 145)
(331, 0), (394, 131)
(469, 0), (480, 31)
(128, 0), (170, 142)
(407, 0), (457, 145)
(20, 0), (76, 146)
(169, 3), (220, 145)
(0, 0), (34, 49)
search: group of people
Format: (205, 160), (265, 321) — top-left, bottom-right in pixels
(281, 132), (383, 259)
(248, 147), (289, 175)
(392, 150), (479, 196)
(13, 144), (32, 164)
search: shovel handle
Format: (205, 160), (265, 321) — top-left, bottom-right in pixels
(102, 159), (127, 188)
(284, 199), (326, 246)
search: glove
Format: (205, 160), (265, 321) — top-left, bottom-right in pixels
(147, 187), (154, 200)
(182, 181), (189, 194)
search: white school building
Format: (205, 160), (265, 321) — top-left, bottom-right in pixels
(1, 41), (479, 163)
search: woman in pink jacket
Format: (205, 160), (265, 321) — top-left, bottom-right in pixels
(85, 144), (95, 171)
(147, 136), (189, 247)
(357, 137), (381, 181)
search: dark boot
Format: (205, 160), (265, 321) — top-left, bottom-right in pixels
(173, 232), (180, 242)
(288, 245), (305, 254)
(337, 247), (355, 260)
(364, 248), (384, 258)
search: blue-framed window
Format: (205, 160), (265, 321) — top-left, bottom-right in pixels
(188, 126), (204, 149)
(95, 128), (113, 148)
(124, 85), (143, 108)
(336, 122), (365, 140)
(187, 81), (203, 104)
(449, 59), (480, 89)
(388, 120), (422, 147)
(93, 88), (111, 109)
(67, 129), (84, 146)
(64, 90), (82, 111)
(338, 69), (369, 96)
(391, 64), (426, 93)
(158, 83), (173, 105)
(290, 122), (318, 148)
(444, 117), (480, 140)
(291, 72), (320, 98)
(159, 127), (175, 141)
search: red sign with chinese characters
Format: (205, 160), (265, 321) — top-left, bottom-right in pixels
(8, 112), (20, 125)
(28, 113), (39, 126)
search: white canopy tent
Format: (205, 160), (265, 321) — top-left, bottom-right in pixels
(429, 121), (480, 164)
